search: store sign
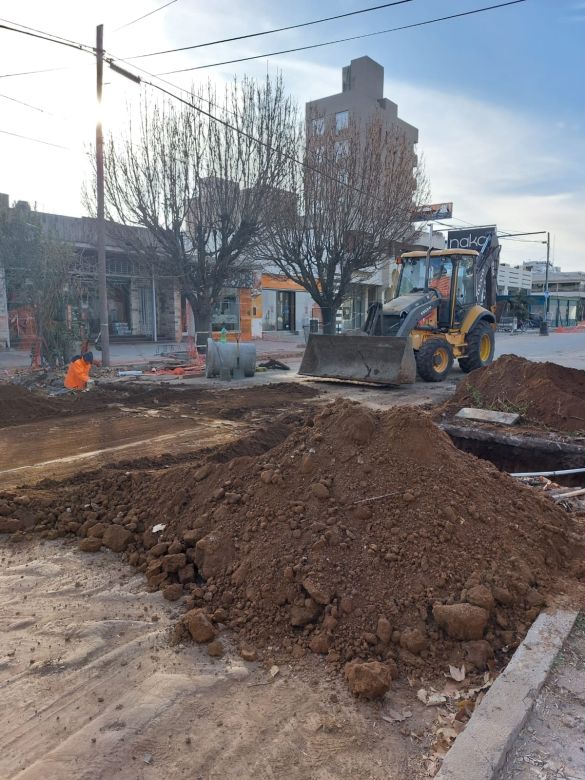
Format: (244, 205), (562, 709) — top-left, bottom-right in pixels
(412, 202), (453, 222)
(447, 226), (496, 252)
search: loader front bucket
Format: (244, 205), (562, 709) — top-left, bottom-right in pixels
(299, 334), (416, 385)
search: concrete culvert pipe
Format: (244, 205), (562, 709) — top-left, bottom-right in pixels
(205, 339), (256, 379)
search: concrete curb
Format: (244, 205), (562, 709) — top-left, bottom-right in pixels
(436, 609), (579, 780)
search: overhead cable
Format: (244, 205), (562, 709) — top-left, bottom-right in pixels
(157, 0), (528, 75)
(0, 127), (70, 149)
(114, 0), (180, 33)
(0, 92), (55, 114)
(0, 20), (94, 54)
(125, 0), (415, 59)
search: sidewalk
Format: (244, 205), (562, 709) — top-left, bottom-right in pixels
(0, 335), (306, 372)
(496, 615), (585, 780)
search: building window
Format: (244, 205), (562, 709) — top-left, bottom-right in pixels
(335, 110), (349, 132)
(106, 256), (131, 275)
(211, 293), (239, 331)
(334, 140), (349, 160)
(311, 117), (325, 135)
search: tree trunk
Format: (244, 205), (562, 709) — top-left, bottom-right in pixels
(185, 292), (212, 338)
(321, 301), (337, 335)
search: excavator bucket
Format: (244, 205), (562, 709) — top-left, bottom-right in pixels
(299, 334), (417, 385)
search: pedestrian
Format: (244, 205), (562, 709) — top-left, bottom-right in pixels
(64, 352), (94, 391)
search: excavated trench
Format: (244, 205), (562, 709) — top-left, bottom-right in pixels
(444, 424), (585, 486)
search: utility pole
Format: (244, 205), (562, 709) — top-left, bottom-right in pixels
(545, 231), (551, 315)
(96, 24), (110, 365)
(539, 232), (551, 336)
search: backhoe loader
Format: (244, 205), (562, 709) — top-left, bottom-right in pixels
(299, 232), (500, 384)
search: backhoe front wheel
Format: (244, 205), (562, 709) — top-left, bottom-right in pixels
(459, 320), (495, 374)
(416, 339), (453, 382)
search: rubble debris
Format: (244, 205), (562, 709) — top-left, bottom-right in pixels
(257, 358), (290, 371)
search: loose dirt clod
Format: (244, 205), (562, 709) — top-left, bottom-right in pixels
(439, 355), (585, 431)
(344, 660), (393, 699)
(432, 604), (489, 641)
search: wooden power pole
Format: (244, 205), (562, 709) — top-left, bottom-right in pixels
(95, 24), (110, 366)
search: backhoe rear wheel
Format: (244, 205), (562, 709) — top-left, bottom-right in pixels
(416, 339), (453, 382)
(459, 320), (495, 374)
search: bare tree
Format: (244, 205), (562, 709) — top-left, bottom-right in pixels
(93, 77), (300, 333)
(260, 117), (429, 334)
(0, 202), (76, 365)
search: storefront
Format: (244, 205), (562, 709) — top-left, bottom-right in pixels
(342, 283), (383, 330)
(181, 288), (253, 341)
(528, 293), (581, 327)
(259, 274), (315, 335)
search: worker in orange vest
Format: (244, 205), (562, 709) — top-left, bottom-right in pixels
(429, 265), (452, 298)
(64, 352), (94, 391)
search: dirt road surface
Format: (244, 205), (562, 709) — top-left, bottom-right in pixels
(0, 413), (243, 488)
(0, 382), (319, 488)
(0, 538), (432, 780)
(0, 379), (450, 778)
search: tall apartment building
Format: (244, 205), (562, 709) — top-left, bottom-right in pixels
(302, 56), (422, 329)
(305, 55), (419, 149)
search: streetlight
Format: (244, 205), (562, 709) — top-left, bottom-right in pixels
(540, 232), (551, 336)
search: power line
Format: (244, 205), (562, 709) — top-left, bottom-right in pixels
(0, 17), (94, 50)
(0, 65), (72, 79)
(113, 0), (180, 33)
(126, 0), (415, 59)
(434, 220), (549, 244)
(110, 55), (354, 181)
(0, 20), (94, 54)
(0, 92), (56, 115)
(157, 0), (528, 75)
(141, 77), (381, 201)
(0, 128), (70, 150)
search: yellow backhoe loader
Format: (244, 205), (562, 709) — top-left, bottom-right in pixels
(299, 232), (500, 384)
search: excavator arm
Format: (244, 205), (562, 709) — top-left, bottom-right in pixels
(475, 231), (501, 312)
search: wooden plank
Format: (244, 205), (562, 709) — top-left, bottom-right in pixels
(455, 407), (519, 426)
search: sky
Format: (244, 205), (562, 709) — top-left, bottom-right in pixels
(0, 0), (583, 269)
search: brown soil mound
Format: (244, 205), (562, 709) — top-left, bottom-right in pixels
(2, 400), (579, 684)
(0, 384), (64, 427)
(0, 381), (319, 429)
(440, 355), (585, 432)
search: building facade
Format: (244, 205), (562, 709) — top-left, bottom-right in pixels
(303, 56), (422, 332)
(1, 196), (182, 348)
(306, 56), (419, 148)
(530, 268), (585, 326)
(497, 264), (532, 295)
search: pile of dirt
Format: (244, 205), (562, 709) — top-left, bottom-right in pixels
(439, 355), (585, 432)
(0, 384), (64, 427)
(2, 399), (580, 690)
(0, 381), (319, 428)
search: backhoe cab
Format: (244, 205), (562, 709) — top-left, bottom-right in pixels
(299, 234), (499, 384)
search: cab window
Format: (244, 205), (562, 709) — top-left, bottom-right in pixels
(428, 259), (453, 298)
(456, 256), (475, 306)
